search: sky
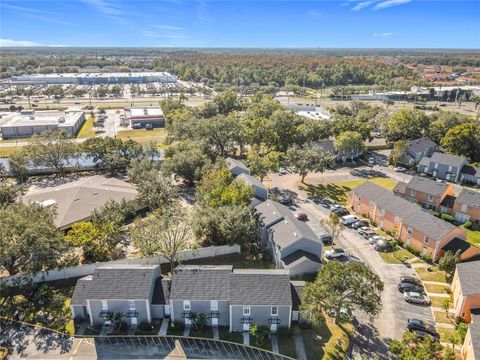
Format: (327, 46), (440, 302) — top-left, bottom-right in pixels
(0, 0), (479, 49)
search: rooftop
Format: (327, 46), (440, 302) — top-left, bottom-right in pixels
(406, 137), (436, 153)
(404, 176), (451, 197)
(456, 261), (480, 296)
(430, 152), (467, 168)
(12, 72), (175, 79)
(456, 189), (480, 208)
(470, 310), (480, 359)
(0, 110), (84, 128)
(128, 107), (164, 118)
(21, 175), (138, 229)
(225, 157), (250, 174)
(351, 182), (462, 242)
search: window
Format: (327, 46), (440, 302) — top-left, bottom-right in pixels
(128, 300), (135, 310)
(394, 216), (400, 224)
(271, 306), (278, 316)
(101, 300), (108, 310)
(380, 209), (385, 217)
(211, 300), (218, 311)
(183, 300), (191, 311)
(410, 190), (416, 196)
(424, 236), (429, 244)
(243, 306), (250, 316)
(369, 201), (373, 208)
(461, 204), (468, 212)
(407, 228), (413, 236)
(434, 162), (438, 169)
(448, 166), (452, 172)
(428, 194), (433, 202)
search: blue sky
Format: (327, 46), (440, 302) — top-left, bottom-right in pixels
(1, 0), (479, 48)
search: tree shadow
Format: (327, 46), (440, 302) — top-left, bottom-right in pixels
(300, 183), (351, 204)
(352, 322), (391, 359)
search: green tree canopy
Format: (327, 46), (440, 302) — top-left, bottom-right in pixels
(285, 144), (334, 183)
(334, 131), (364, 163)
(384, 109), (430, 143)
(440, 122), (480, 162)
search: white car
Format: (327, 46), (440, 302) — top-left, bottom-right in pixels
(368, 235), (384, 245)
(341, 215), (358, 226)
(394, 167), (407, 173)
(325, 248), (346, 259)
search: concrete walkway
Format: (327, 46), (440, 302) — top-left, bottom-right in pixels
(212, 326), (219, 340)
(437, 322), (456, 329)
(243, 331), (250, 346)
(158, 318), (169, 336)
(427, 292), (450, 298)
(411, 263), (429, 268)
(271, 334), (279, 354)
(423, 280), (450, 286)
(294, 327), (307, 360)
(432, 307), (455, 313)
(183, 325), (191, 337)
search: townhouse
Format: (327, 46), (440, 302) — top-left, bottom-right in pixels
(313, 139), (363, 163)
(462, 309), (480, 360)
(348, 182), (472, 261)
(418, 152), (468, 183)
(400, 137), (437, 166)
(393, 176), (456, 213)
(453, 189), (480, 225)
(71, 264), (296, 333)
(225, 157), (268, 202)
(255, 200), (323, 276)
(225, 157), (250, 177)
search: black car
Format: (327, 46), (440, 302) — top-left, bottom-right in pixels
(400, 276), (422, 286)
(410, 329), (440, 342)
(332, 208), (348, 216)
(408, 319), (439, 341)
(351, 220), (368, 229)
(398, 282), (425, 294)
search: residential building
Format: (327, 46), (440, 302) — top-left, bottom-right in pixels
(418, 152), (468, 182)
(393, 176), (456, 213)
(237, 173), (269, 201)
(21, 175), (139, 229)
(399, 137), (437, 166)
(0, 110), (85, 139)
(348, 182), (473, 261)
(255, 200), (323, 275)
(225, 157), (250, 177)
(453, 189), (480, 224)
(125, 107), (165, 128)
(461, 309), (480, 360)
(460, 165), (480, 186)
(71, 264), (295, 333)
(452, 261), (480, 323)
(313, 139), (363, 162)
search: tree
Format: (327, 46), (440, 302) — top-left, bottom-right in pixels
(297, 119), (331, 145)
(441, 122), (480, 162)
(441, 297), (452, 319)
(128, 159), (177, 210)
(25, 130), (77, 174)
(197, 114), (243, 157)
(285, 144), (334, 183)
(213, 90), (243, 115)
(390, 330), (445, 360)
(438, 250), (461, 281)
(320, 213), (344, 246)
(246, 147), (280, 182)
(384, 110), (430, 143)
(0, 184), (25, 206)
(250, 323), (270, 347)
(334, 131), (364, 164)
(300, 261), (383, 326)
(132, 204), (192, 274)
(8, 150), (29, 182)
(390, 140), (408, 165)
(0, 203), (75, 276)
(427, 111), (470, 144)
(163, 142), (212, 185)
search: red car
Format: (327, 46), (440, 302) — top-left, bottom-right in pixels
(295, 213), (308, 221)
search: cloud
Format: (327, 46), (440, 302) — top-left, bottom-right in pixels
(373, 0), (412, 10)
(153, 25), (186, 31)
(352, 1), (373, 11)
(0, 38), (68, 47)
(81, 0), (129, 24)
(373, 32), (393, 37)
(2, 3), (59, 15)
(308, 9), (323, 17)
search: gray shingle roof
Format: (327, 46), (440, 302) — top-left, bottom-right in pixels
(460, 165), (480, 177)
(470, 310), (480, 359)
(71, 265), (158, 305)
(405, 176), (450, 197)
(430, 152), (466, 168)
(281, 250), (321, 266)
(456, 189), (480, 208)
(406, 137), (436, 153)
(230, 269), (292, 306)
(418, 156), (431, 168)
(351, 182), (459, 242)
(170, 266), (233, 301)
(456, 261), (480, 296)
(290, 281), (306, 311)
(225, 157), (250, 175)
(237, 173), (267, 193)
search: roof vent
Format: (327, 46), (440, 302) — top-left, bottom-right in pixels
(40, 199), (56, 207)
(58, 117), (65, 124)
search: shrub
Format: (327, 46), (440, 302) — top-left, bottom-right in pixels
(138, 321), (153, 331)
(441, 214), (455, 223)
(457, 322), (468, 343)
(421, 254), (433, 264)
(464, 221), (473, 229)
(277, 326), (293, 338)
(406, 245), (420, 256)
(390, 239), (399, 248)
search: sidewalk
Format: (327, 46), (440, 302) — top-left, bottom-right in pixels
(294, 327), (307, 360)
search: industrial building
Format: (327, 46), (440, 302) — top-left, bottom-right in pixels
(10, 72), (177, 85)
(0, 110), (85, 139)
(125, 107), (165, 128)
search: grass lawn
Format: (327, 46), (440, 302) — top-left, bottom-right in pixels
(438, 327), (458, 343)
(378, 247), (415, 264)
(460, 225), (480, 247)
(434, 311), (455, 325)
(301, 320), (353, 360)
(117, 128), (167, 145)
(415, 267), (449, 284)
(424, 283), (451, 294)
(77, 118), (96, 138)
(0, 137), (31, 143)
(0, 146), (23, 157)
(278, 334), (297, 359)
(430, 296), (453, 309)
(301, 177), (397, 205)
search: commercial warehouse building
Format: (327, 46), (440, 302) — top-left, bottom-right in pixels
(10, 72), (177, 85)
(0, 110), (86, 139)
(125, 107), (165, 128)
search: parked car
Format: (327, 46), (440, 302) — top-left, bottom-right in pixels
(398, 283), (425, 294)
(279, 195), (293, 206)
(374, 239), (394, 252)
(362, 229), (377, 239)
(145, 123), (154, 130)
(341, 215), (358, 226)
(351, 220), (369, 229)
(357, 226), (370, 236)
(394, 167), (407, 173)
(278, 168), (289, 175)
(319, 235), (333, 245)
(325, 248), (346, 259)
(403, 292), (430, 305)
(368, 157), (375, 166)
(331, 206), (348, 216)
(132, 123), (142, 129)
(410, 329), (440, 342)
(400, 276), (422, 286)
(407, 319), (439, 340)
(368, 235), (384, 245)
(295, 213), (308, 221)
(327, 307), (355, 322)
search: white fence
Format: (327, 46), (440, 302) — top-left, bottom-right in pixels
(2, 244), (240, 286)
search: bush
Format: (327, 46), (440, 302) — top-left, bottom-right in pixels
(464, 221), (473, 229)
(406, 245), (420, 256)
(390, 239), (399, 248)
(421, 254), (433, 264)
(277, 326), (293, 338)
(138, 321), (153, 331)
(457, 322), (468, 343)
(441, 214), (455, 223)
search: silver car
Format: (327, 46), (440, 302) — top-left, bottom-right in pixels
(404, 292), (430, 305)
